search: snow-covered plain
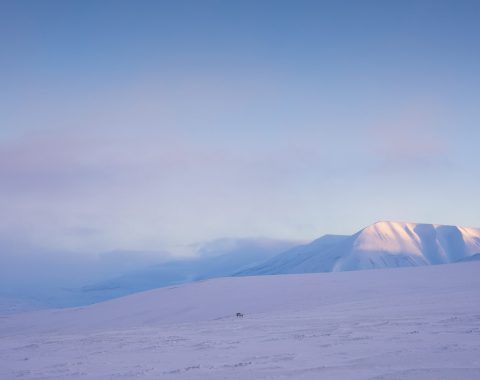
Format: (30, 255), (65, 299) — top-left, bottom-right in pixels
(1, 261), (480, 379)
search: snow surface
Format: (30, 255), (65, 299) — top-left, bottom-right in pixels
(240, 221), (480, 275)
(1, 261), (480, 379)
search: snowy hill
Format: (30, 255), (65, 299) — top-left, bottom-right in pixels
(0, 238), (296, 312)
(239, 221), (480, 275)
(80, 238), (297, 303)
(1, 262), (480, 379)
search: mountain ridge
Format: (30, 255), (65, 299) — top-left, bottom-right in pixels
(239, 221), (480, 276)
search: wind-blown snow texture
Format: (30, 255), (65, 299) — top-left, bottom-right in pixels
(1, 262), (480, 379)
(240, 221), (480, 275)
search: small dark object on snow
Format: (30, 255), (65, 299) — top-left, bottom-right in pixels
(236, 312), (244, 318)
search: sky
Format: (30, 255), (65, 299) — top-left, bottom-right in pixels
(1, 0), (479, 258)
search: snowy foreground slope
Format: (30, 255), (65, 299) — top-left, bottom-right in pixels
(240, 221), (480, 275)
(1, 262), (480, 379)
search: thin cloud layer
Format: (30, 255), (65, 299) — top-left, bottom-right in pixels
(0, 1), (479, 257)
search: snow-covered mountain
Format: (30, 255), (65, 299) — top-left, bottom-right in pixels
(239, 221), (480, 275)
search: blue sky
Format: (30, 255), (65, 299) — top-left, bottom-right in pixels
(0, 0), (479, 255)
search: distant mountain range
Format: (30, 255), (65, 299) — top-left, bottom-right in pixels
(238, 221), (480, 276)
(85, 221), (480, 305)
(0, 238), (298, 313)
(79, 238), (298, 303)
(3, 221), (479, 312)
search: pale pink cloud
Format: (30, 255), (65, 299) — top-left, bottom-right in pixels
(367, 101), (451, 170)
